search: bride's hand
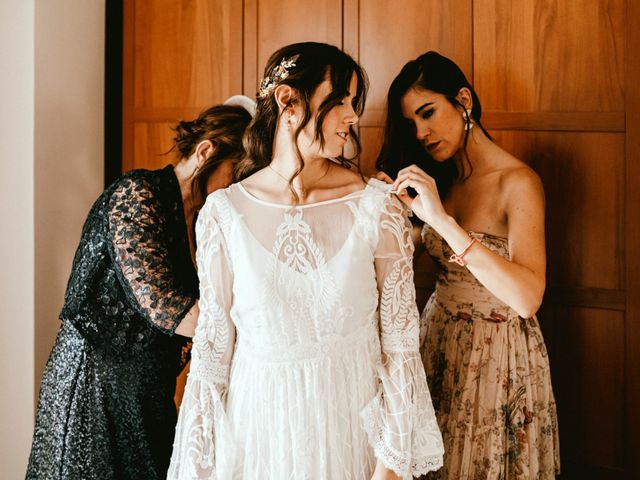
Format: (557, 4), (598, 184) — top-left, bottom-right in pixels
(392, 164), (448, 227)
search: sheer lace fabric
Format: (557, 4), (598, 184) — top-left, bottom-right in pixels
(108, 175), (196, 334)
(169, 179), (444, 479)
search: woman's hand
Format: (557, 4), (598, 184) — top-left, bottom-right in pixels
(374, 170), (394, 185)
(392, 164), (448, 227)
(370, 460), (403, 480)
(174, 303), (200, 338)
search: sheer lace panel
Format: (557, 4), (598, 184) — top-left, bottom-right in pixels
(190, 196), (236, 388)
(107, 176), (195, 334)
(363, 195), (444, 476)
(374, 196), (420, 352)
(169, 194), (236, 479)
(231, 184), (359, 266)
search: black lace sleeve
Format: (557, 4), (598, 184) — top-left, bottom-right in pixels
(107, 175), (196, 334)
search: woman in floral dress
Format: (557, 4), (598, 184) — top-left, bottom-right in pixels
(377, 51), (560, 479)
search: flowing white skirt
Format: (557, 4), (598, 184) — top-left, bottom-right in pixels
(226, 328), (381, 479)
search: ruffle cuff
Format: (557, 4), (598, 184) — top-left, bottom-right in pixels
(360, 388), (444, 478)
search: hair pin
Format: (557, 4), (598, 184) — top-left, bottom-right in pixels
(257, 54), (300, 99)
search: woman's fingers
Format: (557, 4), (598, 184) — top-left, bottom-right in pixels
(394, 174), (430, 195)
(393, 169), (434, 191)
(397, 164), (430, 180)
(395, 188), (414, 208)
(374, 171), (394, 184)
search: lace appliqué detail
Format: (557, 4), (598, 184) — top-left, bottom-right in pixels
(365, 194), (444, 476)
(264, 209), (342, 342)
(168, 194), (236, 479)
(108, 174), (196, 334)
(347, 178), (395, 251)
(377, 197), (420, 353)
(360, 354), (444, 477)
(379, 256), (420, 352)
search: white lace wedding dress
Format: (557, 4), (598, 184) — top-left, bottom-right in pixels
(168, 179), (444, 479)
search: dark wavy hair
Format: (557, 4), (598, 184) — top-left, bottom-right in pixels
(376, 51), (491, 199)
(236, 42), (369, 193)
(172, 104), (252, 201)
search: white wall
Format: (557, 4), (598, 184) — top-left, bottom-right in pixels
(0, 1), (36, 476)
(34, 0), (105, 389)
(0, 1), (105, 477)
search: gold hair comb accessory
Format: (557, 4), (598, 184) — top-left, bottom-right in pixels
(257, 54), (300, 99)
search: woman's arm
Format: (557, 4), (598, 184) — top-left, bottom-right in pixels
(108, 175), (197, 333)
(361, 195), (444, 479)
(169, 195), (237, 478)
(394, 165), (546, 318)
(174, 303), (199, 337)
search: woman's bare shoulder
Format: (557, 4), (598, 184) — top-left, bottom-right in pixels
(492, 148), (543, 197)
(331, 162), (368, 192)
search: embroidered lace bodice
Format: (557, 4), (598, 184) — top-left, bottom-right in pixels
(169, 178), (444, 479)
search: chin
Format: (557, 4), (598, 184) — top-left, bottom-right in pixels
(320, 145), (343, 159)
(425, 147), (452, 163)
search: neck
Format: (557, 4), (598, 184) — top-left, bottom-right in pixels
(452, 126), (493, 178)
(173, 156), (200, 215)
(270, 125), (330, 186)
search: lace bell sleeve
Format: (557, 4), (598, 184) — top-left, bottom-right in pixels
(361, 195), (444, 477)
(168, 195), (236, 479)
(107, 176), (196, 334)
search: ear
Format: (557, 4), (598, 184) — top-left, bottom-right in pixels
(455, 87), (473, 110)
(273, 84), (297, 116)
(194, 139), (215, 168)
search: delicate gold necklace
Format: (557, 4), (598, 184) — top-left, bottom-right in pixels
(268, 161), (332, 197)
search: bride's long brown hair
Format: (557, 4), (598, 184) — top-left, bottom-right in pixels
(236, 42), (369, 199)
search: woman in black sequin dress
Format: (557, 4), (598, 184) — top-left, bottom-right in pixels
(26, 102), (252, 480)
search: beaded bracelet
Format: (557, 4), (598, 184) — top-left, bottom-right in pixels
(448, 237), (477, 267)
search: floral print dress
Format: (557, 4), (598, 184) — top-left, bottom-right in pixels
(420, 225), (560, 480)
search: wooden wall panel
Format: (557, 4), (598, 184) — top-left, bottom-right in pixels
(123, 0), (242, 171)
(243, 0), (343, 96)
(133, 0), (242, 108)
(625, 2), (640, 477)
(490, 131), (624, 291)
(356, 0), (472, 123)
(474, 0), (625, 112)
(358, 127), (383, 175)
(132, 122), (178, 170)
(546, 306), (625, 472)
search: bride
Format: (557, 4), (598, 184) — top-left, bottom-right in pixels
(169, 42), (444, 480)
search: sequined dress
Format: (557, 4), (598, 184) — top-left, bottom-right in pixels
(26, 165), (198, 480)
(420, 225), (560, 479)
(168, 179), (445, 479)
